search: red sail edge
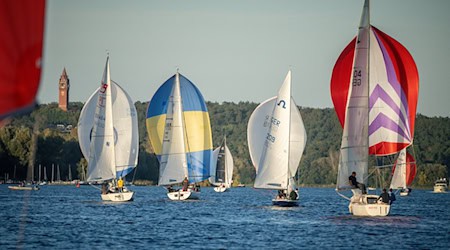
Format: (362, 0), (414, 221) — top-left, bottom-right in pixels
(0, 0), (46, 120)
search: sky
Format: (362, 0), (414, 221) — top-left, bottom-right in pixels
(39, 0), (450, 117)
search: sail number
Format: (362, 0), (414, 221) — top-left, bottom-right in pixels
(264, 115), (281, 127)
(266, 133), (276, 143)
(353, 70), (362, 87)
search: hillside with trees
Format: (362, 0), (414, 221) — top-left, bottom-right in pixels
(0, 102), (448, 187)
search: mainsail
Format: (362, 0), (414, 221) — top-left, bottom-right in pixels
(248, 71), (307, 190)
(0, 0), (45, 119)
(331, 0), (419, 190)
(78, 57), (139, 182)
(146, 73), (213, 185)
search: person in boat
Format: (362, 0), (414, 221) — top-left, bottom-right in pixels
(378, 189), (390, 204)
(182, 177), (189, 191)
(348, 172), (366, 194)
(289, 189), (298, 200)
(167, 185), (174, 192)
(389, 188), (396, 204)
(117, 177), (124, 192)
(277, 190), (285, 199)
(101, 183), (108, 194)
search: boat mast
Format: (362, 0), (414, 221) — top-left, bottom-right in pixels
(287, 71), (292, 190)
(366, 0), (371, 184)
(175, 72), (190, 179)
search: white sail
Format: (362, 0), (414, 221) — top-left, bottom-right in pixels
(158, 73), (189, 186)
(110, 80), (139, 176)
(224, 143), (234, 186)
(248, 71), (307, 190)
(77, 57), (138, 182)
(336, 1), (370, 190)
(390, 148), (407, 189)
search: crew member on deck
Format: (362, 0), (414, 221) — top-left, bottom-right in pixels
(182, 177), (189, 191)
(117, 177), (124, 192)
(348, 172), (366, 194)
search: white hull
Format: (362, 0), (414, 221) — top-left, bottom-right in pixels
(167, 189), (200, 200)
(349, 194), (390, 216)
(8, 185), (40, 191)
(101, 191), (134, 202)
(433, 185), (447, 193)
(400, 189), (411, 196)
(213, 186), (228, 192)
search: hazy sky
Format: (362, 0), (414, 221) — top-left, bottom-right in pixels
(39, 0), (450, 117)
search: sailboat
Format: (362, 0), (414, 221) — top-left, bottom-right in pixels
(247, 70), (307, 207)
(146, 72), (213, 201)
(209, 136), (234, 192)
(390, 148), (416, 196)
(331, 0), (419, 216)
(77, 56), (139, 202)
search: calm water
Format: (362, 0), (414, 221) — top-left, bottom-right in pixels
(1, 185), (449, 249)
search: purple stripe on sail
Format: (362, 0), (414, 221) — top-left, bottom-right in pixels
(372, 29), (411, 128)
(372, 30), (401, 97)
(369, 113), (411, 142)
(369, 85), (409, 130)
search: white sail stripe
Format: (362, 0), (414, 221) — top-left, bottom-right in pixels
(369, 128), (411, 146)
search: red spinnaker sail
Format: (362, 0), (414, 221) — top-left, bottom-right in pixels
(0, 0), (46, 119)
(330, 26), (419, 155)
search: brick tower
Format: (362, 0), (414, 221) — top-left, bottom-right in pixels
(58, 68), (70, 111)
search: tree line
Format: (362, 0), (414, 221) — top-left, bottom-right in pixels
(0, 102), (448, 187)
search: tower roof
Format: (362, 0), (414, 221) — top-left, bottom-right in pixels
(60, 67), (68, 79)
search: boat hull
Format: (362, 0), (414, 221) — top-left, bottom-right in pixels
(8, 186), (40, 191)
(101, 191), (134, 202)
(272, 198), (299, 207)
(213, 186), (228, 192)
(167, 190), (199, 200)
(349, 194), (390, 216)
(433, 185), (447, 193)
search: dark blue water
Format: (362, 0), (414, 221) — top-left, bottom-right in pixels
(1, 185), (449, 249)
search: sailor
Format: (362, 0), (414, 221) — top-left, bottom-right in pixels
(348, 172), (366, 194)
(117, 177), (124, 192)
(182, 177), (189, 191)
(378, 188), (390, 204)
(389, 188), (396, 204)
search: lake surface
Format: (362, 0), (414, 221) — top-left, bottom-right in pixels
(1, 185), (449, 249)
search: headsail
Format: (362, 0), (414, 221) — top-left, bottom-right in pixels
(248, 71), (307, 190)
(146, 73), (213, 185)
(0, 0), (45, 119)
(78, 57), (139, 181)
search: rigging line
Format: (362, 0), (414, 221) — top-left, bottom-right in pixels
(89, 183), (102, 190)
